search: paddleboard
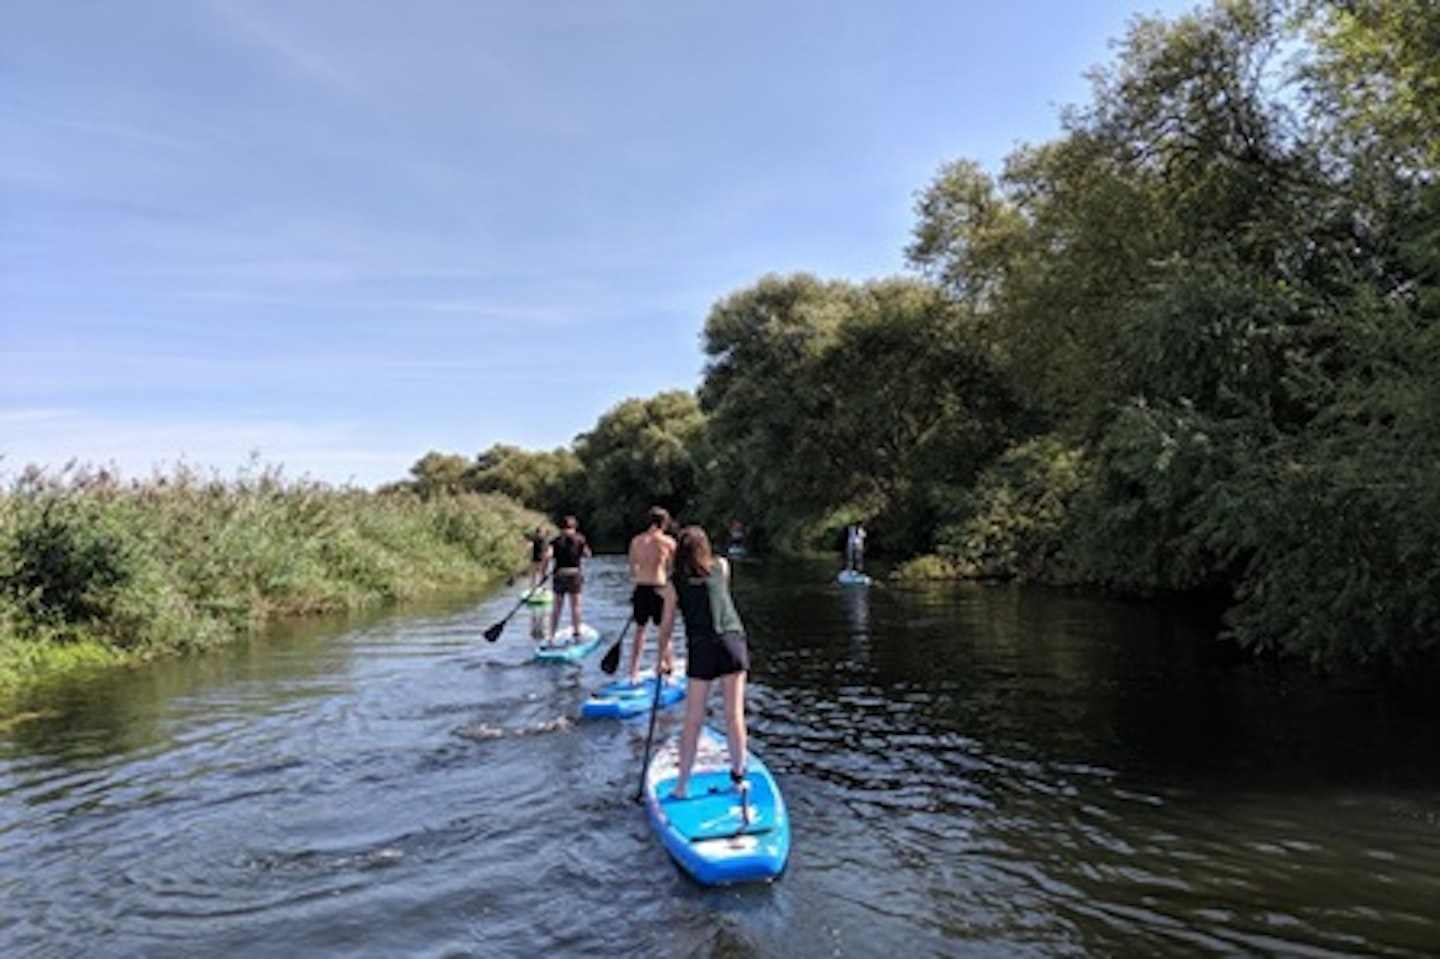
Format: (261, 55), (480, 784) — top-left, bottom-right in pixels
(580, 671), (686, 720)
(837, 569), (872, 585)
(534, 623), (601, 662)
(643, 726), (790, 886)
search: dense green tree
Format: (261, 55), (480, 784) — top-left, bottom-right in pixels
(572, 391), (707, 543)
(1299, 0), (1440, 176)
(907, 159), (1025, 311)
(802, 278), (1022, 549)
(697, 273), (1021, 552)
(406, 452), (475, 499)
(697, 274), (852, 548)
(904, 0), (1440, 665)
(471, 444), (584, 522)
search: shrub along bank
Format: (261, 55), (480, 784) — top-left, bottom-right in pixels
(0, 465), (541, 694)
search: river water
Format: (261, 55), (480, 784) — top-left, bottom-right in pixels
(2, 555), (1438, 958)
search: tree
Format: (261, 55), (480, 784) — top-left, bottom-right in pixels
(697, 274), (853, 548)
(572, 391), (707, 542)
(697, 273), (1021, 552)
(407, 452), (474, 499)
(471, 444), (584, 520)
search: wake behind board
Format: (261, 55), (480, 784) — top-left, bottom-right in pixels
(837, 569), (872, 586)
(643, 726), (789, 886)
(534, 623), (601, 662)
(580, 671), (685, 720)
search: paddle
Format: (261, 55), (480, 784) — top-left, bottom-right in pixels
(633, 660), (669, 803)
(483, 569), (552, 643)
(598, 616), (634, 675)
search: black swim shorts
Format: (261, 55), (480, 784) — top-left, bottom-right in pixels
(631, 584), (667, 626)
(686, 630), (749, 681)
(553, 569), (582, 596)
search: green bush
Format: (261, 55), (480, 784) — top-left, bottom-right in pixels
(0, 465), (542, 692)
(931, 435), (1085, 582)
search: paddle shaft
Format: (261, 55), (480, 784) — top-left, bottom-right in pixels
(634, 661), (669, 802)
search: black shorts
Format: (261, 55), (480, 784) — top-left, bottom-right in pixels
(553, 569), (582, 596)
(631, 584), (667, 626)
(686, 630), (749, 681)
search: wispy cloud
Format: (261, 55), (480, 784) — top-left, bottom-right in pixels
(0, 100), (212, 152)
(205, 0), (366, 96)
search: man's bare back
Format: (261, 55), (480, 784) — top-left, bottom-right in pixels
(629, 528), (676, 586)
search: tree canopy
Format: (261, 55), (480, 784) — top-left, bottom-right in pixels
(403, 0), (1439, 667)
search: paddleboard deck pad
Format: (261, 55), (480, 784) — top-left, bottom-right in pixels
(534, 624), (601, 662)
(643, 726), (789, 885)
(580, 672), (685, 719)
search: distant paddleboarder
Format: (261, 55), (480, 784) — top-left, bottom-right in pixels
(845, 520), (867, 573)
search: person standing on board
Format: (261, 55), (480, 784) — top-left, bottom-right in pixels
(627, 506), (678, 686)
(545, 515), (591, 644)
(845, 520), (867, 572)
(526, 525), (547, 588)
(669, 525), (750, 800)
(726, 518), (747, 557)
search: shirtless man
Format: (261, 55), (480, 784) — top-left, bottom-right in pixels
(627, 506), (678, 685)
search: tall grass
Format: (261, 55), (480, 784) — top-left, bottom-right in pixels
(0, 463), (542, 692)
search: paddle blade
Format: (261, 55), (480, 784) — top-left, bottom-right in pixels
(599, 638), (622, 674)
(483, 621), (505, 643)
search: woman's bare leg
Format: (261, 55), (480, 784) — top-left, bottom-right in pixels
(658, 585), (677, 675)
(720, 671), (747, 778)
(674, 678), (710, 798)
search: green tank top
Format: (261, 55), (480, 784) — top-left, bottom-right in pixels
(675, 558), (744, 638)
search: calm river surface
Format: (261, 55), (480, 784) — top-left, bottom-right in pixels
(3, 555), (1438, 958)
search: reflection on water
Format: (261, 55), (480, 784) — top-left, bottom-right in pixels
(838, 578), (870, 643)
(3, 557), (1439, 958)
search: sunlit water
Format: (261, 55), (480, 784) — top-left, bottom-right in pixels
(3, 556), (1438, 957)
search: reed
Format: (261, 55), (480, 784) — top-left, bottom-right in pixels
(0, 462), (539, 692)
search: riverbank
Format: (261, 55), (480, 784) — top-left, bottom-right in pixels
(0, 464), (543, 698)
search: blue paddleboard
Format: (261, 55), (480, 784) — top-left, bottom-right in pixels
(837, 569), (872, 585)
(580, 672), (685, 719)
(534, 624), (601, 662)
(643, 726), (790, 886)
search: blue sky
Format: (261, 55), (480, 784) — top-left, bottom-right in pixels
(2, 0), (1199, 489)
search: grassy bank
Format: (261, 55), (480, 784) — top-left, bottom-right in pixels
(0, 464), (543, 694)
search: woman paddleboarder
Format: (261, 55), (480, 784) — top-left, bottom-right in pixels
(669, 525), (750, 799)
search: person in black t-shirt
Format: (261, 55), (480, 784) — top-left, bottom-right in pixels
(545, 515), (591, 644)
(526, 526), (547, 587)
